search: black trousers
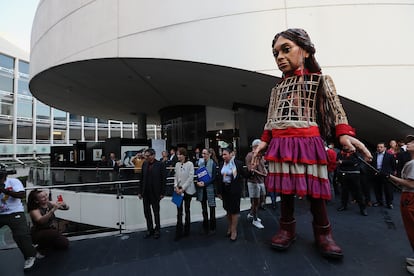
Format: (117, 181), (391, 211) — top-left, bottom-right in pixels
(142, 196), (161, 232)
(0, 212), (36, 259)
(374, 174), (393, 205)
(201, 188), (216, 231)
(360, 172), (371, 203)
(338, 173), (365, 209)
(176, 193), (192, 236)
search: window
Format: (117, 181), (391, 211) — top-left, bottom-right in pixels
(18, 79), (31, 96)
(0, 121), (12, 140)
(98, 129), (107, 141)
(84, 116), (95, 124)
(17, 97), (33, 118)
(36, 101), (50, 120)
(69, 114), (81, 123)
(53, 124), (66, 143)
(36, 124), (50, 142)
(18, 60), (29, 75)
(53, 129), (66, 143)
(84, 129), (95, 141)
(69, 127), (81, 141)
(0, 93), (13, 116)
(17, 122), (33, 140)
(0, 54), (14, 70)
(0, 75), (13, 93)
(53, 108), (67, 122)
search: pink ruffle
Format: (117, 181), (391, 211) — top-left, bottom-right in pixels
(264, 136), (331, 200)
(265, 173), (331, 200)
(264, 136), (327, 165)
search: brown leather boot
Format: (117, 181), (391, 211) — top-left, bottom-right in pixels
(313, 223), (343, 258)
(271, 220), (296, 250)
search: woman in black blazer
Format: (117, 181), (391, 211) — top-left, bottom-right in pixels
(217, 148), (245, 241)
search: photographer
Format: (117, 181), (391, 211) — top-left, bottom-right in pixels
(27, 190), (69, 255)
(0, 167), (37, 270)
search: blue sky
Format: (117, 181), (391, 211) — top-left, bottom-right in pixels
(0, 0), (39, 52)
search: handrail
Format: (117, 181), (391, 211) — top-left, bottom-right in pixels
(26, 179), (139, 190)
(50, 167), (114, 171)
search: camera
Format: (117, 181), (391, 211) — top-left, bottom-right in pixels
(0, 164), (17, 176)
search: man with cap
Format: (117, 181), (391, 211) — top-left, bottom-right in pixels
(245, 139), (268, 229)
(387, 135), (414, 274)
(0, 168), (38, 270)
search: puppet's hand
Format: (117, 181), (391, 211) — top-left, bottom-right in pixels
(339, 135), (372, 161)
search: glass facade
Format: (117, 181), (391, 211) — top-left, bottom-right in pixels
(18, 60), (29, 75)
(0, 53), (14, 70)
(17, 97), (32, 118)
(0, 74), (13, 93)
(0, 121), (12, 141)
(160, 105), (206, 149)
(36, 101), (50, 120)
(17, 79), (31, 96)
(0, 49), (162, 159)
(0, 93), (13, 116)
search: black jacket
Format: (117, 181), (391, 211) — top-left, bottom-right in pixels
(138, 160), (167, 198)
(372, 151), (396, 175)
(217, 159), (246, 196)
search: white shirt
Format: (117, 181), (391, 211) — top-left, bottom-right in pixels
(376, 151), (385, 170)
(0, 178), (25, 214)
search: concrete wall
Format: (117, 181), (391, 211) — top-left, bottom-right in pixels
(31, 0), (414, 127)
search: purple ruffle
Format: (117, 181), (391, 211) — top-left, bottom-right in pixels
(265, 173), (331, 200)
(264, 136), (331, 199)
(265, 136), (327, 164)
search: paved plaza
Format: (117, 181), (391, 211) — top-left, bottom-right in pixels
(2, 193), (412, 276)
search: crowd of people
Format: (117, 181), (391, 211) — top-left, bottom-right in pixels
(2, 27), (414, 274)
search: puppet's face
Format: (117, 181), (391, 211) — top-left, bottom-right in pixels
(273, 36), (309, 75)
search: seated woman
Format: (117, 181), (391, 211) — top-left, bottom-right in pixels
(27, 190), (69, 255)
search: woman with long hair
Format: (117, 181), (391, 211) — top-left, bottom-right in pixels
(173, 147), (195, 241)
(196, 148), (218, 235)
(27, 189), (69, 255)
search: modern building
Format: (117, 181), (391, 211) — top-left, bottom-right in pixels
(0, 36), (160, 163)
(29, 1), (414, 156)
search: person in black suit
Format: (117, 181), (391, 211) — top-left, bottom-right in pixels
(167, 147), (178, 166)
(336, 148), (367, 216)
(372, 142), (397, 209)
(138, 148), (167, 239)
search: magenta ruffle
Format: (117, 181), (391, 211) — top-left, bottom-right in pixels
(265, 173), (331, 200)
(264, 136), (327, 164)
(264, 136), (331, 199)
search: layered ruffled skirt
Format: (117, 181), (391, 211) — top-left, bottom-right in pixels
(264, 126), (331, 200)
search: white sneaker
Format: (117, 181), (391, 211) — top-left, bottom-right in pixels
(407, 257), (414, 266)
(247, 213), (262, 222)
(252, 220), (264, 229)
(256, 217), (262, 222)
(24, 256), (36, 270)
(36, 252), (45, 259)
(407, 265), (414, 274)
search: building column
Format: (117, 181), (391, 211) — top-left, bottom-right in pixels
(81, 115), (85, 142)
(136, 113), (147, 140)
